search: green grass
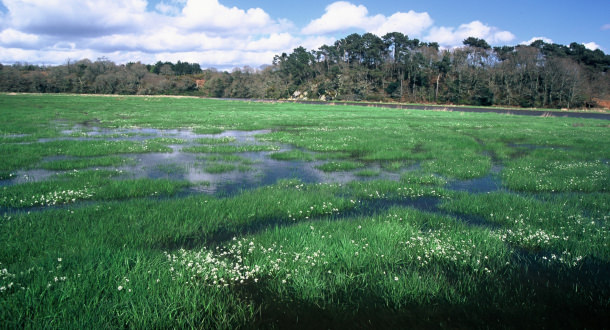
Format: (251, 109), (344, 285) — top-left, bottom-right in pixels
(199, 154), (257, 173)
(0, 139), (170, 174)
(313, 151), (352, 160)
(199, 154), (252, 163)
(204, 163), (237, 174)
(39, 155), (133, 170)
(501, 149), (609, 192)
(0, 169), (191, 208)
(438, 191), (609, 259)
(381, 160), (415, 172)
(192, 127), (224, 134)
(194, 136), (236, 144)
(148, 137), (186, 144)
(401, 171), (448, 186)
(183, 144), (279, 153)
(269, 149), (315, 161)
(315, 160), (365, 172)
(0, 94), (609, 328)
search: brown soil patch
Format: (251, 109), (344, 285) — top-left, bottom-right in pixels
(593, 98), (610, 110)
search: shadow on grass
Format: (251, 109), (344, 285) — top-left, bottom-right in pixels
(234, 254), (610, 329)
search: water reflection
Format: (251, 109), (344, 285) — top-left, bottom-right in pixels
(2, 126), (503, 195)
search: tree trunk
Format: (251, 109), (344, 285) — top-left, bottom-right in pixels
(400, 79), (403, 99)
(435, 73), (441, 102)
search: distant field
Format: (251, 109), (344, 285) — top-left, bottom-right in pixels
(1, 94), (609, 328)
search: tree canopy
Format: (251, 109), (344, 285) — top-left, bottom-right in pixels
(1, 33), (609, 109)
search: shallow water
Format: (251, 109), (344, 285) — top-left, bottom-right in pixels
(448, 174), (502, 194)
(2, 126), (504, 196)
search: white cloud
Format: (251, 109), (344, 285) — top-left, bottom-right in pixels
(521, 37), (553, 45)
(0, 46), (99, 65)
(245, 33), (296, 52)
(602, 24), (610, 31)
(370, 11), (433, 37)
(89, 29), (233, 53)
(302, 1), (375, 35)
(426, 20), (515, 47)
(0, 28), (40, 48)
(151, 49), (280, 70)
(300, 36), (338, 52)
(0, 0), (527, 69)
(0, 0), (300, 68)
(178, 0), (282, 35)
(302, 1), (432, 38)
(155, 3), (181, 16)
(2, 0), (149, 37)
(583, 42), (600, 51)
(52, 42), (77, 51)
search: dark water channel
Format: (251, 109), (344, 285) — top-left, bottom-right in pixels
(447, 164), (503, 194)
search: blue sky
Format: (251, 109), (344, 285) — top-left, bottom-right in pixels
(1, 0), (608, 69)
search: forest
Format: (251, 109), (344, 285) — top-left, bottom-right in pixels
(1, 32), (609, 109)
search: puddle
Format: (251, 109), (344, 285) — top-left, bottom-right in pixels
(41, 127), (221, 143)
(448, 174), (502, 193)
(119, 151), (401, 196)
(1, 169), (58, 186)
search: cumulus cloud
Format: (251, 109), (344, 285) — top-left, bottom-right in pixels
(521, 37), (554, 45)
(0, 46), (98, 65)
(0, 28), (41, 49)
(178, 0), (284, 35)
(0, 0), (526, 69)
(88, 28), (235, 53)
(0, 0), (301, 68)
(370, 11), (434, 37)
(155, 2), (182, 16)
(300, 35), (338, 52)
(245, 33), (297, 52)
(425, 20), (515, 47)
(302, 1), (432, 37)
(583, 42), (600, 51)
(302, 2), (376, 35)
(2, 0), (149, 37)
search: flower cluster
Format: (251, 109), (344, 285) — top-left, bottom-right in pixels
(492, 211), (608, 258)
(45, 257), (70, 289)
(117, 277), (132, 292)
(540, 250), (584, 267)
(1, 258), (70, 294)
(395, 186), (443, 198)
(503, 160), (608, 192)
(0, 262), (17, 294)
(496, 227), (561, 250)
(165, 242), (263, 288)
(395, 218), (505, 274)
(286, 201), (340, 220)
(2, 187), (95, 208)
(165, 237), (329, 288)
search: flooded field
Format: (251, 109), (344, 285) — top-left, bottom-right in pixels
(1, 94), (608, 329)
(4, 126), (505, 198)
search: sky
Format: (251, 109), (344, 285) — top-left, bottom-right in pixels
(0, 0), (608, 70)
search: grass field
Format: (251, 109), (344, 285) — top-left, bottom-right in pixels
(1, 94), (609, 328)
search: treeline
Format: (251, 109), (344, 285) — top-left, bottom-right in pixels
(0, 58), (203, 95)
(205, 33), (608, 108)
(1, 32), (609, 108)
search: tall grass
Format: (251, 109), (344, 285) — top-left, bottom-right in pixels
(0, 94), (608, 328)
